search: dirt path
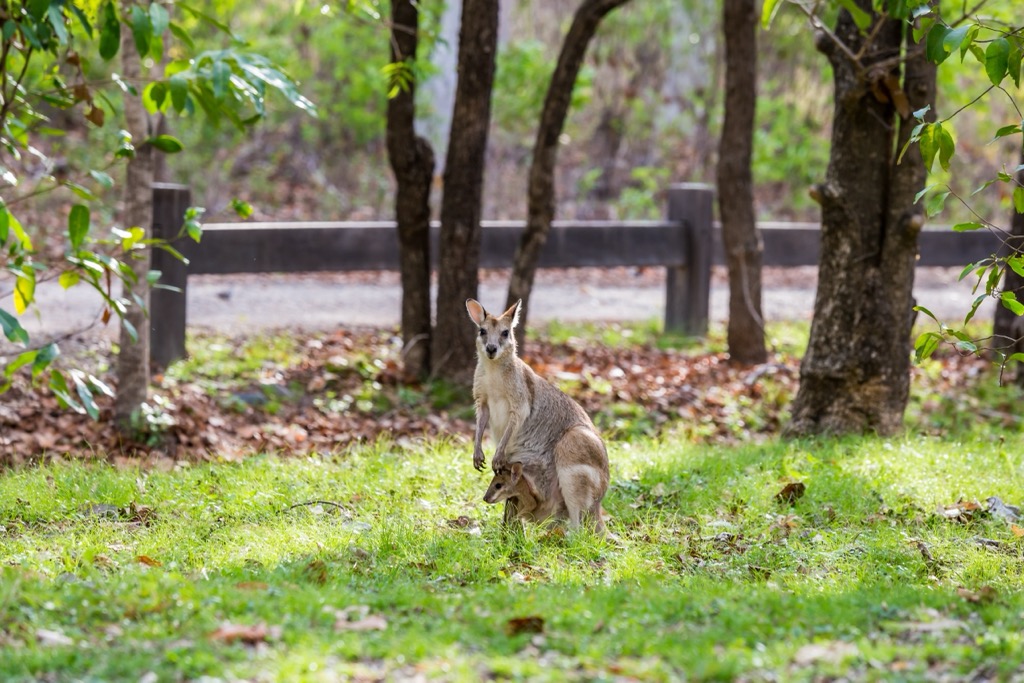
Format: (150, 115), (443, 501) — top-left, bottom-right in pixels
(20, 266), (988, 340)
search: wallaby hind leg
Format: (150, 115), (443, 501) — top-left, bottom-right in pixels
(555, 428), (608, 535)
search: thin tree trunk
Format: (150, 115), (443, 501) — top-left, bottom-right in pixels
(718, 0), (766, 365)
(432, 0), (499, 382)
(993, 154), (1024, 385)
(506, 0), (632, 347)
(387, 0), (435, 381)
(785, 5), (935, 436)
(114, 23), (154, 429)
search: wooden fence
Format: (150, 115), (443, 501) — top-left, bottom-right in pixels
(148, 182), (1003, 369)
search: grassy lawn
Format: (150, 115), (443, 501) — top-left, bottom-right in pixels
(3, 428), (1024, 681)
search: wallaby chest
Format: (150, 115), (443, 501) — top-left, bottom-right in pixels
(476, 363), (531, 443)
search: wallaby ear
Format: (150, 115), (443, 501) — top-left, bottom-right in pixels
(501, 299), (522, 328)
(466, 298), (487, 326)
(509, 461), (523, 484)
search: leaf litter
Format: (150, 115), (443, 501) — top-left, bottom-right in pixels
(0, 327), (1003, 466)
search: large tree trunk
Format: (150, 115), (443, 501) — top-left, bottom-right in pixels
(506, 0), (632, 347)
(387, 0), (436, 382)
(718, 0), (765, 365)
(785, 6), (936, 436)
(432, 0), (499, 381)
(114, 24), (154, 429)
(993, 154), (1024, 385)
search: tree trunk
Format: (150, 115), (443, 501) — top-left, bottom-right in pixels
(114, 24), (154, 429)
(432, 0), (499, 382)
(387, 0), (436, 382)
(506, 0), (632, 347)
(993, 153), (1024, 385)
(785, 6), (936, 436)
(717, 0), (766, 365)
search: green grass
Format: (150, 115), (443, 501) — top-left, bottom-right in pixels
(3, 432), (1024, 681)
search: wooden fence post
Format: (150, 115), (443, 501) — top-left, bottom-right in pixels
(150, 183), (192, 371)
(664, 182), (714, 336)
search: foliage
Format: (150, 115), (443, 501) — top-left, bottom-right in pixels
(0, 0), (315, 418)
(3, 430), (1024, 679)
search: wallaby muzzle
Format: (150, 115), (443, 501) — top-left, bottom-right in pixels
(486, 344), (498, 358)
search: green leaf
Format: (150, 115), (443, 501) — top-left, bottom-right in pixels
(231, 199), (253, 219)
(913, 304), (939, 322)
(68, 204), (89, 250)
(121, 316), (138, 344)
(986, 38), (1010, 86)
(1001, 291), (1024, 316)
(69, 370), (100, 419)
(168, 21), (195, 50)
(0, 308), (29, 344)
(6, 350), (37, 377)
(942, 25), (969, 54)
(169, 74), (188, 113)
(913, 331), (941, 362)
(918, 123), (937, 172)
(13, 267), (35, 314)
(149, 3), (169, 37)
(761, 0), (783, 27)
(925, 190), (949, 218)
(89, 169), (114, 189)
(1008, 44), (1023, 87)
(926, 23), (951, 64)
(993, 123), (1021, 140)
(1008, 255), (1024, 279)
(99, 0), (120, 60)
(952, 221), (983, 232)
(954, 339), (978, 354)
(32, 343), (59, 379)
(64, 182), (97, 200)
(58, 270), (80, 289)
(47, 3), (69, 46)
(130, 4), (152, 58)
(212, 59), (231, 100)
(1015, 186), (1024, 214)
(146, 135), (184, 153)
(49, 370), (83, 412)
(7, 211), (32, 250)
(964, 294), (986, 325)
(936, 124), (954, 172)
(837, 0), (872, 30)
(958, 24), (979, 62)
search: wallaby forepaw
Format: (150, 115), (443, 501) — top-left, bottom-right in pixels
(473, 452), (486, 471)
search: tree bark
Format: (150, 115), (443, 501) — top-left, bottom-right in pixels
(505, 0), (632, 347)
(114, 22), (154, 429)
(785, 5), (935, 436)
(993, 153), (1024, 385)
(432, 0), (499, 382)
(387, 0), (436, 382)
(718, 0), (766, 365)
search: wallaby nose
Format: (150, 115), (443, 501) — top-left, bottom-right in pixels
(486, 344), (498, 356)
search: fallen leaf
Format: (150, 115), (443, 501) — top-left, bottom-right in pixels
(957, 585), (997, 605)
(305, 559), (328, 585)
(1011, 524), (1024, 538)
(334, 605), (388, 632)
(235, 581), (269, 591)
(209, 622), (278, 645)
(775, 482), (805, 505)
(36, 628), (73, 647)
(505, 615), (545, 636)
(136, 555), (162, 567)
(793, 641), (859, 666)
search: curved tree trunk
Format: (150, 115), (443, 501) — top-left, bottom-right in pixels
(114, 24), (154, 430)
(432, 0), (499, 382)
(387, 0), (436, 382)
(993, 154), (1024, 385)
(786, 5), (936, 436)
(718, 0), (766, 365)
(506, 0), (632, 347)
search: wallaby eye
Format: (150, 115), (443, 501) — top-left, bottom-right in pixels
(494, 482), (502, 490)
(501, 330), (510, 339)
(479, 328), (486, 337)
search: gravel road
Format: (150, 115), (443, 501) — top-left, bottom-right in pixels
(19, 266), (990, 341)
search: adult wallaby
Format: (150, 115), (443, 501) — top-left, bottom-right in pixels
(466, 298), (609, 532)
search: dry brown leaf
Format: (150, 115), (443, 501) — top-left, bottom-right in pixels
(775, 482), (806, 505)
(957, 585), (997, 605)
(505, 616), (545, 636)
(136, 555), (162, 567)
(1011, 524), (1024, 538)
(235, 581), (269, 591)
(333, 605), (388, 632)
(209, 622), (279, 645)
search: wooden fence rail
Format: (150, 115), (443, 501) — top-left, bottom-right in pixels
(149, 182), (1003, 369)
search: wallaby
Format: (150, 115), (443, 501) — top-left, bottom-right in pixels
(467, 298), (609, 533)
